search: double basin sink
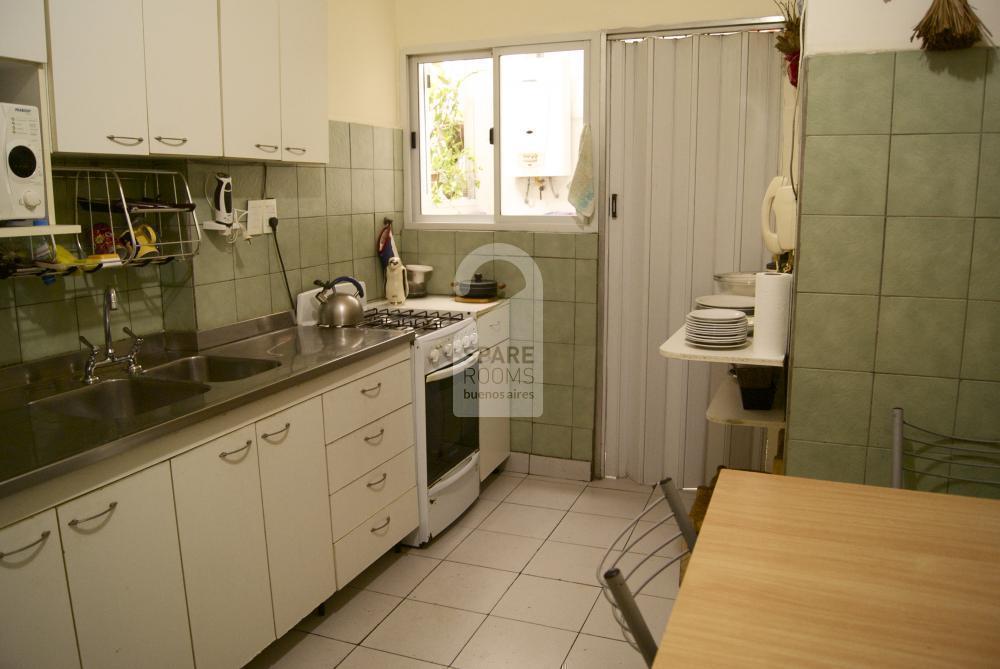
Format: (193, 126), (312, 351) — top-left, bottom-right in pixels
(30, 355), (281, 421)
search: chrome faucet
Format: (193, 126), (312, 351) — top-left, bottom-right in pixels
(79, 287), (144, 384)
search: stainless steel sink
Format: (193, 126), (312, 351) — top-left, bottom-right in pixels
(30, 378), (210, 421)
(145, 355), (281, 383)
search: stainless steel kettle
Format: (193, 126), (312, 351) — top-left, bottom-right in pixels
(314, 277), (365, 328)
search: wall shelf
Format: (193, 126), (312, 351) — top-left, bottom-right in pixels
(706, 376), (785, 429)
(658, 326), (785, 367)
(0, 224), (82, 239)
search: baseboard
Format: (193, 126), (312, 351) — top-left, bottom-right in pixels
(528, 455), (592, 482)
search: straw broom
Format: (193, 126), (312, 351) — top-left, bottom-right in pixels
(912, 0), (992, 50)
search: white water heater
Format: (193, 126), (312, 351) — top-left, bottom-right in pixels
(504, 55), (572, 178)
(0, 103), (46, 221)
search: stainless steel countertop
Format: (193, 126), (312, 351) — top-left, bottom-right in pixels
(0, 326), (415, 498)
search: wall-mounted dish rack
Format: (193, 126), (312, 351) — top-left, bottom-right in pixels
(0, 167), (201, 279)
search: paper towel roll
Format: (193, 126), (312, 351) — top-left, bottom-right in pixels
(753, 271), (793, 358)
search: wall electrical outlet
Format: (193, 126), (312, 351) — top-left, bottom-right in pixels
(247, 199), (277, 236)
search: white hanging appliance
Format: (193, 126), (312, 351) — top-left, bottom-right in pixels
(760, 176), (797, 255)
(0, 103), (46, 221)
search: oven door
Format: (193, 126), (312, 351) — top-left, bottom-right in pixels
(424, 351), (479, 488)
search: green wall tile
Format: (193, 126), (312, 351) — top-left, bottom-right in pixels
(268, 165), (298, 218)
(298, 217), (329, 269)
(193, 233), (235, 285)
(985, 49), (1000, 132)
(495, 231), (533, 256)
(296, 167), (327, 218)
(373, 127), (394, 170)
(797, 215), (884, 294)
(510, 419), (532, 453)
(374, 170), (394, 212)
(328, 261), (352, 281)
(328, 120), (351, 168)
(574, 303), (597, 345)
(881, 217), (973, 298)
(161, 285), (196, 331)
(509, 300), (536, 341)
(270, 270), (300, 314)
(326, 167), (351, 215)
(532, 423), (572, 458)
(867, 373), (958, 447)
(350, 169), (374, 214)
(961, 300), (1000, 381)
(786, 440), (867, 483)
(0, 308), (21, 366)
(495, 258), (532, 299)
(351, 214), (376, 259)
(801, 135), (889, 215)
(194, 282), (237, 330)
(892, 49), (987, 134)
(419, 254), (455, 295)
(394, 171), (404, 211)
(73, 267), (127, 297)
(887, 134), (980, 217)
(534, 384), (573, 427)
(76, 292), (129, 346)
(393, 129), (404, 170)
(235, 275), (271, 321)
(572, 428), (593, 462)
(13, 275), (72, 306)
(534, 233), (575, 258)
(0, 281), (13, 310)
(536, 257), (575, 302)
(542, 343), (574, 386)
(230, 164), (264, 211)
(573, 345), (596, 388)
(542, 301), (575, 343)
(268, 218), (300, 271)
(976, 133), (1000, 217)
(127, 287), (163, 335)
(455, 256), (493, 281)
(328, 215), (354, 263)
(349, 123), (374, 169)
(875, 297), (966, 377)
(418, 230), (455, 255)
(955, 380), (1000, 440)
(573, 386), (595, 429)
(575, 259), (597, 304)
(969, 218), (1000, 299)
(456, 231), (494, 257)
(352, 257), (382, 300)
(788, 368), (873, 445)
(16, 301), (80, 361)
(865, 447), (891, 487)
(575, 234), (598, 259)
(806, 53), (894, 135)
(234, 235), (270, 279)
(792, 293), (878, 371)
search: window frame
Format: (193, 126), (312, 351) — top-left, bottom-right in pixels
(403, 35), (601, 233)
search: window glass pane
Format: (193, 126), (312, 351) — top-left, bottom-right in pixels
(417, 58), (494, 216)
(499, 49), (585, 217)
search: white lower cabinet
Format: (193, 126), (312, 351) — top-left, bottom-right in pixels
(335, 487), (419, 586)
(58, 462), (193, 669)
(478, 305), (512, 480)
(257, 397), (336, 635)
(330, 447), (416, 541)
(171, 426), (275, 669)
(0, 510), (80, 669)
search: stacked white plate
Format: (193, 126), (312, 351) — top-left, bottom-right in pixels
(695, 293), (755, 313)
(685, 308), (749, 349)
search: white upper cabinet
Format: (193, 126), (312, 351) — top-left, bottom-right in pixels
(278, 0), (328, 163)
(0, 1), (47, 62)
(48, 0), (150, 155)
(142, 0), (223, 156)
(219, 0), (283, 160)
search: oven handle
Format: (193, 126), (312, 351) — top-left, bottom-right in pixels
(429, 453), (479, 503)
(425, 351), (479, 383)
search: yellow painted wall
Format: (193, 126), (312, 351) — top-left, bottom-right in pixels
(327, 0), (398, 128)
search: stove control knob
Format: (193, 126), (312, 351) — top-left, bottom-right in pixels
(443, 343), (453, 358)
(461, 335), (471, 349)
(429, 347), (440, 364)
(470, 332), (478, 347)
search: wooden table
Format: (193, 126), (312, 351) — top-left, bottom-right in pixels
(656, 470), (1000, 667)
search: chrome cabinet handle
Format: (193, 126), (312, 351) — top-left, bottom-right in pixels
(68, 501), (117, 527)
(490, 321), (501, 329)
(154, 136), (188, 145)
(106, 135), (144, 145)
(284, 146), (306, 154)
(366, 473), (387, 488)
(0, 530), (50, 559)
(370, 516), (391, 533)
(364, 428), (385, 444)
(219, 440), (253, 459)
(360, 382), (382, 397)
(254, 143), (279, 152)
(262, 422), (291, 440)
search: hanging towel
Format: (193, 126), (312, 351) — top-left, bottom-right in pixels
(568, 124), (595, 219)
(377, 219), (399, 269)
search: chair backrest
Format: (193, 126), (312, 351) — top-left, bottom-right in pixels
(598, 477), (697, 667)
(891, 407), (1000, 496)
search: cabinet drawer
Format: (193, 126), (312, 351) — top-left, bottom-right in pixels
(478, 304), (510, 350)
(323, 360), (412, 442)
(334, 487), (418, 586)
(327, 404), (415, 493)
(330, 447), (416, 541)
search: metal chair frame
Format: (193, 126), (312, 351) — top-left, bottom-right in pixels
(891, 407), (1000, 491)
(598, 478), (697, 667)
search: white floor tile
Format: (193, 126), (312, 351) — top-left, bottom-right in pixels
(570, 488), (652, 519)
(363, 599), (485, 666)
(480, 473), (525, 501)
(403, 523), (473, 559)
(409, 561), (518, 614)
(338, 646), (445, 668)
(523, 540), (610, 586)
(581, 593), (673, 643)
(504, 478), (586, 510)
(352, 552), (439, 597)
(587, 477), (654, 494)
(549, 512), (632, 549)
(563, 633), (647, 669)
(295, 587), (401, 644)
(447, 529), (544, 572)
(624, 519), (686, 557)
(492, 574), (600, 632)
(245, 629), (352, 669)
(453, 616), (576, 669)
(478, 502), (565, 539)
(455, 497), (501, 528)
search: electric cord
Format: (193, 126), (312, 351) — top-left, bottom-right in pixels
(269, 216), (296, 314)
